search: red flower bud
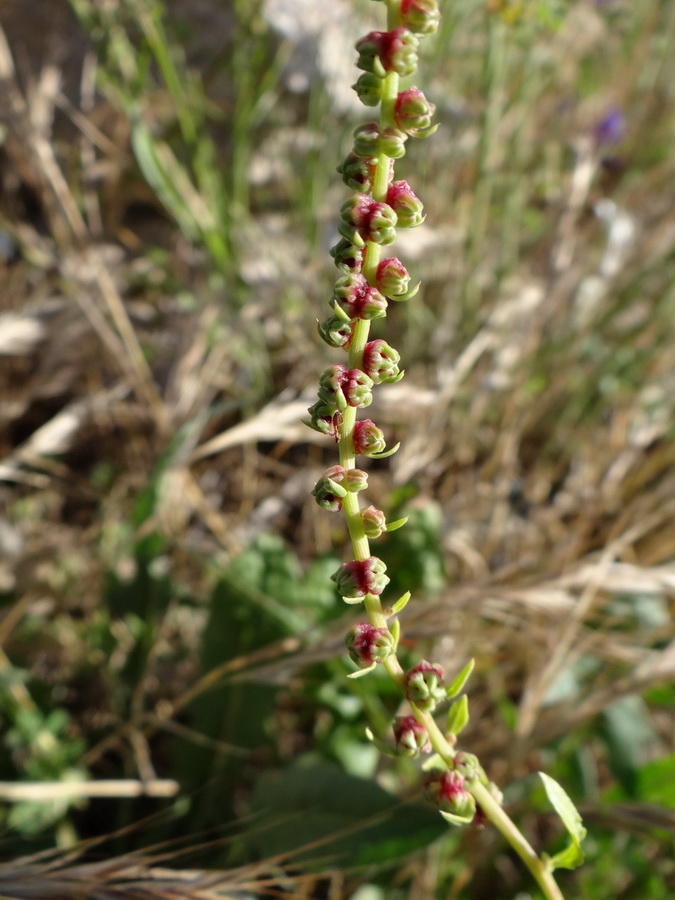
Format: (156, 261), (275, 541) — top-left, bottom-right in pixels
(355, 28), (419, 77)
(394, 715), (431, 756)
(376, 257), (411, 298)
(345, 622), (395, 667)
(331, 556), (390, 599)
(353, 419), (387, 456)
(330, 238), (365, 274)
(334, 274), (388, 320)
(340, 193), (398, 245)
(318, 364), (374, 410)
(394, 86), (436, 136)
(405, 660), (446, 712)
(386, 180), (425, 228)
(425, 770), (476, 821)
(362, 339), (402, 384)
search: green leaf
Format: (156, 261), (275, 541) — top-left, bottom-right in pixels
(539, 772), (587, 871)
(446, 695), (469, 737)
(248, 760), (446, 866)
(446, 659), (475, 699)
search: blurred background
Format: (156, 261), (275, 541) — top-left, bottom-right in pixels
(0, 0), (674, 897)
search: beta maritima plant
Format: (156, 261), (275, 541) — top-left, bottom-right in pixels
(305, 2), (584, 897)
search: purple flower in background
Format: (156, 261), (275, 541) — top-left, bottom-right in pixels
(594, 106), (625, 148)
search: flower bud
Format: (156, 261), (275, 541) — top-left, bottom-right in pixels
(345, 622), (395, 667)
(331, 556), (390, 599)
(340, 194), (398, 245)
(353, 418), (387, 456)
(352, 72), (385, 107)
(317, 314), (353, 349)
(353, 122), (407, 160)
(425, 770), (477, 821)
(329, 238), (365, 274)
(394, 715), (431, 756)
(401, 0), (441, 36)
(386, 180), (425, 228)
(318, 364), (374, 410)
(337, 152), (376, 192)
(405, 660), (445, 712)
(394, 86), (436, 136)
(334, 274), (388, 320)
(304, 400), (339, 436)
(355, 28), (419, 76)
(312, 465), (369, 511)
(362, 339), (402, 384)
(361, 505), (387, 539)
(311, 465), (348, 512)
(376, 257), (411, 298)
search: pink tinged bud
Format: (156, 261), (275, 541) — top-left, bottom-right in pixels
(394, 86), (436, 136)
(380, 27), (420, 76)
(405, 660), (446, 712)
(334, 274), (388, 320)
(312, 465), (369, 511)
(376, 257), (411, 298)
(355, 31), (389, 77)
(352, 72), (385, 107)
(330, 238), (365, 274)
(317, 315), (353, 349)
(345, 622), (395, 667)
(362, 339), (402, 384)
(360, 505), (387, 539)
(426, 771), (477, 820)
(340, 193), (398, 246)
(394, 715), (431, 756)
(386, 181), (425, 228)
(353, 418), (387, 456)
(337, 152), (377, 192)
(401, 0), (441, 36)
(318, 364), (374, 410)
(331, 556), (390, 599)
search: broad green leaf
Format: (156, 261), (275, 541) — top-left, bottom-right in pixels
(539, 772), (587, 870)
(248, 760), (446, 865)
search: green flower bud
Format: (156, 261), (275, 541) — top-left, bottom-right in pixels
(352, 72), (385, 107)
(353, 122), (407, 160)
(401, 0), (441, 36)
(317, 314), (353, 349)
